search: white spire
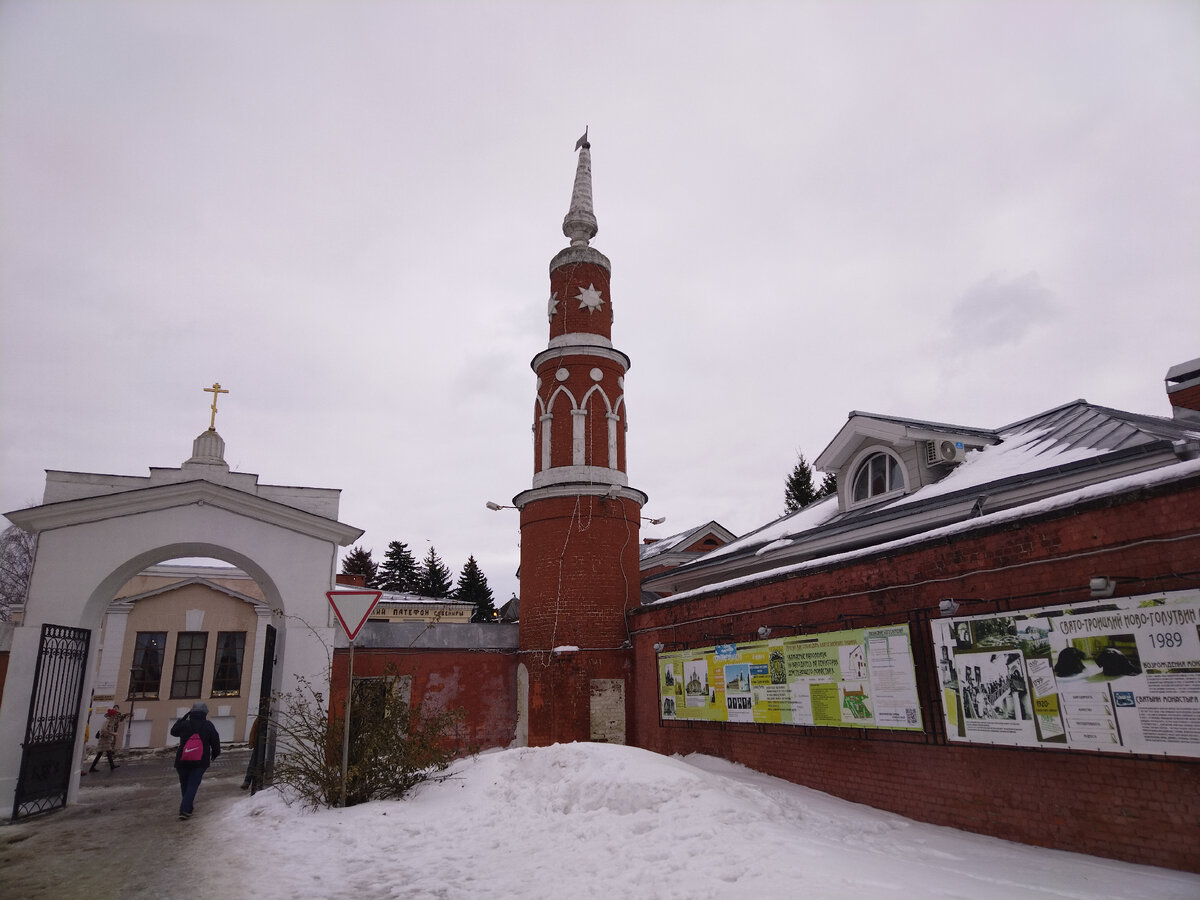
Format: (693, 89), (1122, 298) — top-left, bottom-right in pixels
(562, 129), (598, 247)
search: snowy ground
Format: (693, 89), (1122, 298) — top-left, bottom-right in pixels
(225, 744), (1199, 900)
(3, 743), (1197, 899)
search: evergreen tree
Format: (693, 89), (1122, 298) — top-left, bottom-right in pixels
(416, 546), (453, 598)
(819, 471), (838, 498)
(784, 453), (819, 514)
(340, 546), (379, 588)
(378, 541), (418, 593)
(455, 555), (496, 623)
(784, 453), (837, 514)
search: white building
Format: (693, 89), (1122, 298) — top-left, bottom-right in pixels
(1, 422), (362, 818)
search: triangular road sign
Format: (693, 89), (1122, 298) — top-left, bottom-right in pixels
(326, 590), (382, 641)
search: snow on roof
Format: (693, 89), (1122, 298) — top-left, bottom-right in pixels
(639, 527), (700, 561)
(699, 496), (841, 563)
(883, 425), (1104, 510)
(646, 400), (1200, 602)
(651, 455), (1200, 606)
(375, 590), (473, 607)
(639, 521), (735, 562)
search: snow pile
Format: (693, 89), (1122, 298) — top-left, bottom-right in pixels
(215, 743), (1198, 900)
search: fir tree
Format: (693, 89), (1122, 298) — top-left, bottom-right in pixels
(784, 453), (819, 514)
(819, 471), (838, 498)
(784, 453), (837, 514)
(340, 546), (379, 588)
(378, 541), (418, 593)
(416, 546), (453, 598)
(455, 555), (496, 623)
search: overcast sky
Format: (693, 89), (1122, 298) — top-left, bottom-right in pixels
(2, 1), (1198, 605)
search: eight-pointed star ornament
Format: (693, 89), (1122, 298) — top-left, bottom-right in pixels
(547, 291), (559, 321)
(575, 284), (605, 313)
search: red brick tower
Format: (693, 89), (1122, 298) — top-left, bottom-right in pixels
(513, 132), (646, 746)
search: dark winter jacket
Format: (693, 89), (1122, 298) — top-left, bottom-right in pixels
(170, 709), (222, 769)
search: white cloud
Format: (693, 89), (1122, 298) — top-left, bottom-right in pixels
(2, 1), (1198, 602)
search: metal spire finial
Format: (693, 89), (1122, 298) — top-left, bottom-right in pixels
(562, 128), (597, 247)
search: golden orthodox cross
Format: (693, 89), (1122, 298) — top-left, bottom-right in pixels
(203, 382), (229, 431)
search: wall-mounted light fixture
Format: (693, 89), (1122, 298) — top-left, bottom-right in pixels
(1089, 577), (1117, 599)
(641, 515), (667, 525)
(485, 500), (516, 511)
(938, 599), (961, 617)
(757, 625), (772, 639)
(653, 642), (664, 653)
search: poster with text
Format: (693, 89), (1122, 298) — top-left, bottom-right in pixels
(931, 589), (1200, 757)
(655, 624), (923, 731)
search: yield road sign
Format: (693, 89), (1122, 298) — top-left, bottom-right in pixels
(326, 590), (382, 641)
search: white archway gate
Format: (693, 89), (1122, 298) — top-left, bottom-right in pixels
(0, 433), (362, 818)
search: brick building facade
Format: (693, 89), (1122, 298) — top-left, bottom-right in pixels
(632, 474), (1200, 871)
(325, 142), (1200, 872)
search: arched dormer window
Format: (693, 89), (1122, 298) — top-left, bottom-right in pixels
(851, 451), (906, 503)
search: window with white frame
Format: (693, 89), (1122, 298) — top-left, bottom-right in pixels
(851, 451), (906, 503)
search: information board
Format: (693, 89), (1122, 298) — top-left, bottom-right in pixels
(656, 624), (923, 731)
(930, 589), (1200, 757)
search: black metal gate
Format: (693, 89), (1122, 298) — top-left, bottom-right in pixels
(248, 624), (275, 795)
(12, 624), (92, 819)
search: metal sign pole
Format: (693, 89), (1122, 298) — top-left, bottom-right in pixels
(325, 589), (380, 809)
(340, 638), (354, 808)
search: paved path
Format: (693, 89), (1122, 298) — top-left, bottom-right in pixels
(1, 748), (253, 900)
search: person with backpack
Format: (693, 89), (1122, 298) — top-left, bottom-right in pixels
(170, 701), (221, 820)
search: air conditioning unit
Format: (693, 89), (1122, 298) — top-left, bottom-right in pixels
(927, 439), (964, 465)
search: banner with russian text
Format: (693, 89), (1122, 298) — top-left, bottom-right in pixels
(656, 624), (923, 731)
(931, 589), (1200, 757)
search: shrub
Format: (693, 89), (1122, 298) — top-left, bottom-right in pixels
(270, 669), (466, 809)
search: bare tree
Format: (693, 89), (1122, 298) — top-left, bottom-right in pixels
(0, 524), (36, 621)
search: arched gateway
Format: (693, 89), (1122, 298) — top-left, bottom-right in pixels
(0, 425), (362, 818)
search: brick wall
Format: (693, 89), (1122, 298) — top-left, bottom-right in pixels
(330, 647), (517, 751)
(523, 651), (635, 745)
(520, 493), (641, 745)
(1169, 382), (1200, 414)
(629, 478), (1200, 872)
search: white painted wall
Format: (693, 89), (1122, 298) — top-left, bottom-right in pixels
(0, 500), (343, 817)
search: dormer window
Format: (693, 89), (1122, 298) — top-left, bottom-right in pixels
(851, 451), (905, 503)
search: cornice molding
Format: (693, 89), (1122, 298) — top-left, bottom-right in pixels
(115, 576), (267, 608)
(6, 480), (363, 546)
(549, 245), (611, 274)
(514, 482), (648, 509)
(531, 466), (628, 490)
(532, 343), (630, 373)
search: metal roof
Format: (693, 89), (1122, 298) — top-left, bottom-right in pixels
(643, 400), (1200, 598)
